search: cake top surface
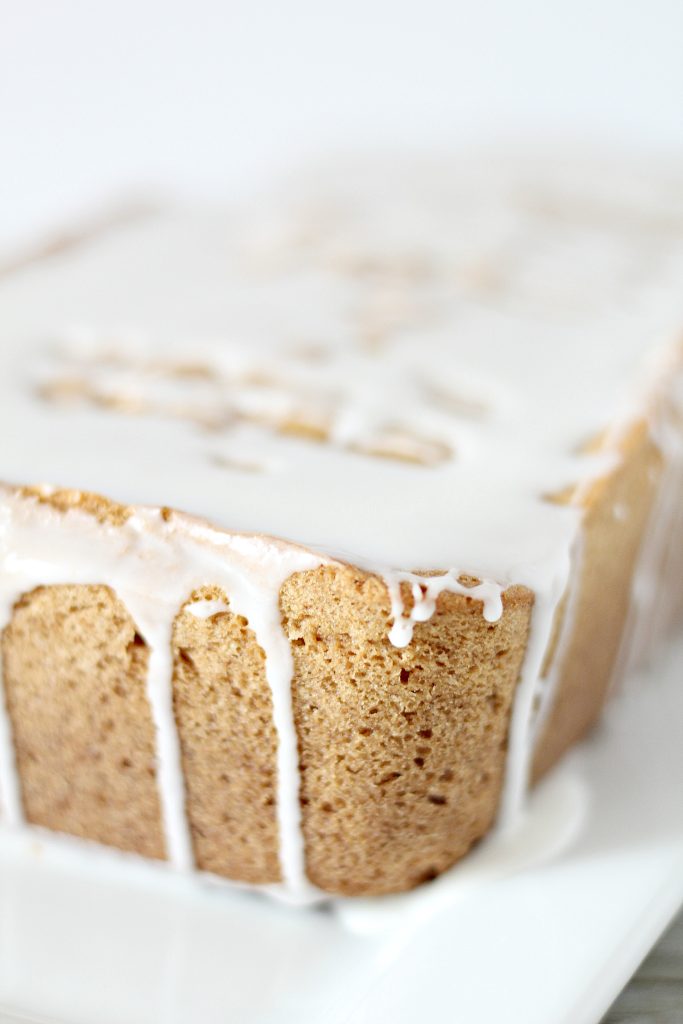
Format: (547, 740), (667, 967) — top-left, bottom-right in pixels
(1, 152), (682, 589)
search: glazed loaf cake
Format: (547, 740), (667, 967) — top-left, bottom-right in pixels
(0, 154), (682, 900)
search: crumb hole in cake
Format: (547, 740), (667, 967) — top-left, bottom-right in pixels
(418, 728), (432, 739)
(358, 727), (373, 736)
(414, 757), (425, 768)
(487, 691), (502, 712)
(178, 648), (196, 671)
(428, 794), (447, 805)
(378, 771), (402, 785)
(399, 668), (411, 683)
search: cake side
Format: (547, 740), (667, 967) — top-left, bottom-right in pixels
(0, 537), (531, 892)
(535, 340), (683, 779)
(533, 418), (665, 779)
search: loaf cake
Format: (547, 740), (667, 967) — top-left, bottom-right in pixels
(0, 153), (681, 902)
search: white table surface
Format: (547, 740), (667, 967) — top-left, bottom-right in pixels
(603, 911), (683, 1023)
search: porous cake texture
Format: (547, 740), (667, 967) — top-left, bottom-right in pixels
(0, 153), (682, 899)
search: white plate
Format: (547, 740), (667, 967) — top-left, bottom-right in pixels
(0, 637), (682, 1024)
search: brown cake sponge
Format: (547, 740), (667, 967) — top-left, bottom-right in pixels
(2, 584), (165, 858)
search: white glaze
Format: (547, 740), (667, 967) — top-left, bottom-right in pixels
(6, 153), (683, 576)
(610, 360), (683, 690)
(530, 533), (585, 749)
(385, 570), (505, 648)
(0, 152), (682, 900)
(498, 551), (574, 827)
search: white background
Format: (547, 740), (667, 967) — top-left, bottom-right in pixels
(1, 0), (682, 245)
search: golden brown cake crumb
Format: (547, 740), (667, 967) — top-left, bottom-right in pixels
(172, 588), (280, 883)
(2, 584), (165, 857)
